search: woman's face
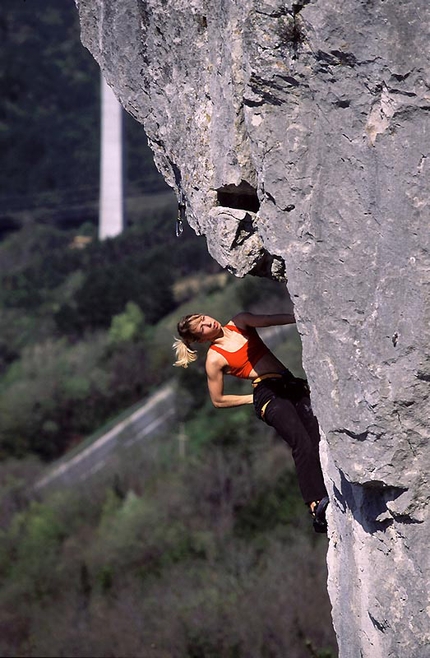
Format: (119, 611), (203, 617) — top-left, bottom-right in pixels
(191, 315), (222, 342)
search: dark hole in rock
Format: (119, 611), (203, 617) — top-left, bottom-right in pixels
(217, 181), (260, 213)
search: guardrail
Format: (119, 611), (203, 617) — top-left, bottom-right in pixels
(35, 382), (176, 491)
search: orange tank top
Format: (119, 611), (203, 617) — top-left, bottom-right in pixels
(209, 324), (270, 379)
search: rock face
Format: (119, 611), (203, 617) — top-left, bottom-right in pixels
(75, 1), (429, 655)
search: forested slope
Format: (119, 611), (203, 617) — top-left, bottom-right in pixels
(0, 217), (336, 657)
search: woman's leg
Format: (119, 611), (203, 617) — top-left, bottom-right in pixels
(295, 395), (322, 452)
(264, 396), (327, 504)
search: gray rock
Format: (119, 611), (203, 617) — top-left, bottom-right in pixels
(75, 0), (430, 655)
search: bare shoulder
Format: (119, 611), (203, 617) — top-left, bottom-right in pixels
(230, 312), (250, 329)
(231, 312), (262, 329)
(205, 346), (227, 376)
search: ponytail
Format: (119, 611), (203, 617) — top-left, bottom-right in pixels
(172, 313), (202, 368)
(172, 337), (198, 368)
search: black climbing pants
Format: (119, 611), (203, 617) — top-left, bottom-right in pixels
(253, 372), (327, 504)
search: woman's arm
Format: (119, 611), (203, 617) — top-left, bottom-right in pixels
(233, 311), (296, 329)
(206, 357), (253, 408)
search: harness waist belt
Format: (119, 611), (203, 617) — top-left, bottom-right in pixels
(252, 373), (283, 388)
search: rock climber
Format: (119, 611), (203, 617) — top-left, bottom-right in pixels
(172, 311), (329, 533)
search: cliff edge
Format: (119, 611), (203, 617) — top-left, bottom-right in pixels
(75, 1), (430, 655)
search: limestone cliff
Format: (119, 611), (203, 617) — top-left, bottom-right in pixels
(75, 1), (430, 655)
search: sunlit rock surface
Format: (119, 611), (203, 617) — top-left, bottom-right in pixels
(75, 1), (430, 655)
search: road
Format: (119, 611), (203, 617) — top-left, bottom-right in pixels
(35, 382), (176, 491)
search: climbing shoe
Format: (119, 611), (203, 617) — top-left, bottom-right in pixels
(312, 496), (329, 534)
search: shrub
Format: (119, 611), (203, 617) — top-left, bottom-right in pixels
(108, 302), (145, 344)
(4, 500), (67, 599)
(0, 335), (109, 458)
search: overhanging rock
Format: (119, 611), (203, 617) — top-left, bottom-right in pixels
(75, 1), (430, 655)
(206, 206), (286, 279)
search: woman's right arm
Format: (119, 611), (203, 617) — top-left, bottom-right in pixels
(206, 356), (253, 408)
(233, 312), (295, 329)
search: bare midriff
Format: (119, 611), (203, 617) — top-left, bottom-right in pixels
(242, 352), (286, 380)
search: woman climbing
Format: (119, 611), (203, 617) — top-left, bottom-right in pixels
(173, 311), (329, 533)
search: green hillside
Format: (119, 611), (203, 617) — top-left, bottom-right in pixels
(0, 216), (337, 656)
(0, 212), (221, 460)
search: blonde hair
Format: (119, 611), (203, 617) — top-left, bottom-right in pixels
(172, 314), (201, 368)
